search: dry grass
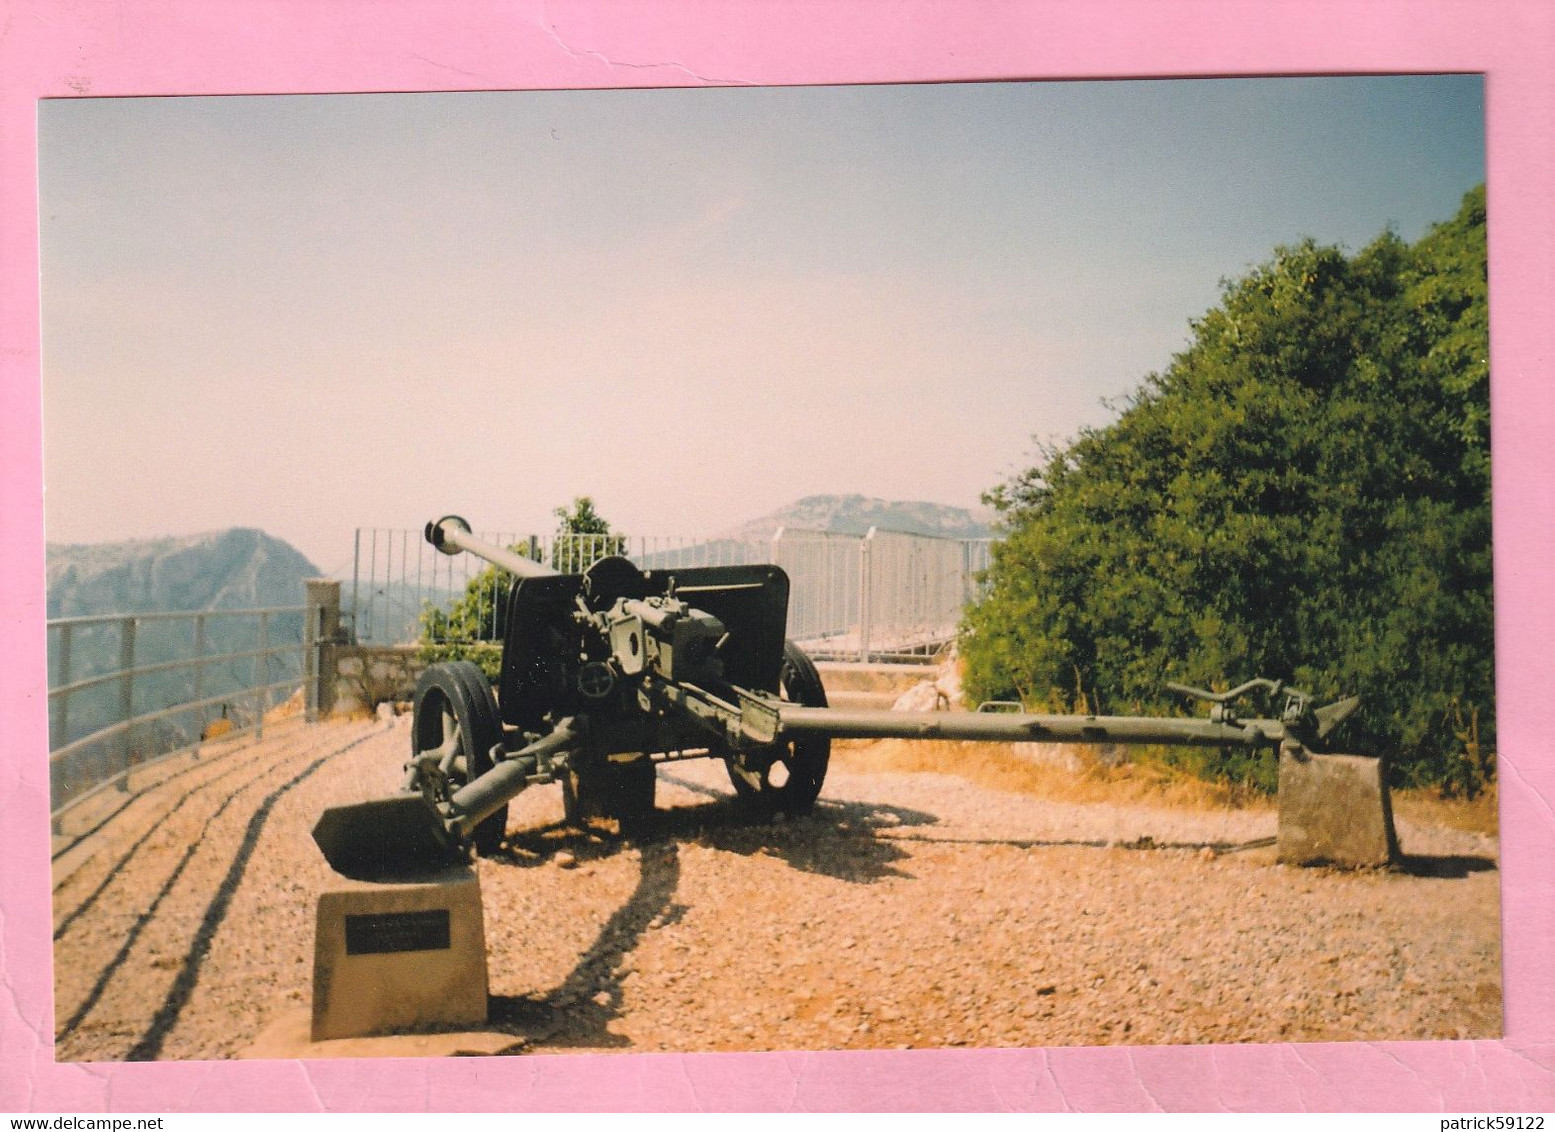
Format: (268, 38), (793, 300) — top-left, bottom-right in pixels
(266, 687), (307, 722)
(831, 737), (1275, 813)
(833, 736), (1501, 836)
(1392, 784), (1500, 836)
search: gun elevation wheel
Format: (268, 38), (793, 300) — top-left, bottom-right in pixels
(411, 661), (506, 856)
(727, 641), (830, 819)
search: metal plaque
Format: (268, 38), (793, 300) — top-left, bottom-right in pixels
(344, 909), (451, 955)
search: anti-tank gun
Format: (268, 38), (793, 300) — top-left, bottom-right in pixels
(311, 515), (1362, 877)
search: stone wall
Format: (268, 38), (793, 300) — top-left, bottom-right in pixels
(319, 644), (429, 717)
(303, 577), (426, 717)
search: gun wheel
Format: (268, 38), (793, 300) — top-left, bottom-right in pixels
(727, 641), (830, 820)
(411, 661), (506, 856)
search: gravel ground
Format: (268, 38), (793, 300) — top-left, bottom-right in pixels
(50, 714), (1502, 1061)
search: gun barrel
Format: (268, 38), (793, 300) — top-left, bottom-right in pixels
(778, 706), (1284, 748)
(425, 515), (559, 579)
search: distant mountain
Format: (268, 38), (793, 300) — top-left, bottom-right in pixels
(46, 528), (321, 618)
(45, 529), (322, 752)
(723, 494), (993, 541)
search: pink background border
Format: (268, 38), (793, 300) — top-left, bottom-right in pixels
(3, 0), (1552, 1112)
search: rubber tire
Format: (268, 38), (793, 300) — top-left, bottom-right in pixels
(412, 661), (506, 856)
(726, 641), (830, 819)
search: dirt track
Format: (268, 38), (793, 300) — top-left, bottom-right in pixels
(50, 715), (1501, 1061)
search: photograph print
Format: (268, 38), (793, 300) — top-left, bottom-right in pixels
(39, 75), (1497, 1060)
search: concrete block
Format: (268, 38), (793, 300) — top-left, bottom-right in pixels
(312, 865), (488, 1041)
(245, 1008), (522, 1059)
(1277, 748), (1400, 868)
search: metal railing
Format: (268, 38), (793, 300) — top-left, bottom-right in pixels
(47, 605), (312, 822)
(774, 528), (993, 661)
(771, 529), (862, 651)
(857, 528), (992, 662)
(352, 526), (994, 663)
(351, 528), (789, 645)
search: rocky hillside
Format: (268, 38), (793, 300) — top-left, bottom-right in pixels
(725, 494), (992, 541)
(46, 528), (320, 618)
(46, 530), (322, 750)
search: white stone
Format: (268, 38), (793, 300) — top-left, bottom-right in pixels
(892, 681), (946, 712)
(311, 865), (488, 1041)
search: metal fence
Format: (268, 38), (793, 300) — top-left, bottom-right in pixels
(351, 526), (994, 663)
(861, 529), (993, 660)
(47, 606), (313, 822)
(347, 528), (785, 646)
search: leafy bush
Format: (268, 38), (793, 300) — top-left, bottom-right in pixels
(963, 186), (1492, 795)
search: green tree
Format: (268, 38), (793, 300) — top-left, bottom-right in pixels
(548, 496), (628, 573)
(419, 497), (627, 680)
(963, 186), (1492, 794)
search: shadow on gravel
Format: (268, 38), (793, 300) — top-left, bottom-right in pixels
(1395, 853), (1497, 879)
(876, 832), (1280, 855)
(684, 806), (921, 883)
(656, 771), (939, 883)
(488, 772), (940, 885)
(488, 839), (682, 1050)
(486, 823), (632, 869)
(483, 777), (942, 1050)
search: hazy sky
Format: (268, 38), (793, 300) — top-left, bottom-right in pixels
(39, 76), (1485, 576)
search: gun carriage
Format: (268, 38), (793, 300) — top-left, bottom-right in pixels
(312, 516), (1360, 876)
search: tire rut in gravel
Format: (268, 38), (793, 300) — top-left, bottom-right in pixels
(52, 722), (383, 1060)
(123, 729), (382, 1061)
(50, 726), (314, 868)
(53, 727), (359, 939)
